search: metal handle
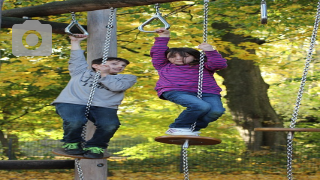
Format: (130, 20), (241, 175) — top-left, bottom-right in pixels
(65, 12), (89, 36)
(138, 12), (170, 33)
(65, 21), (89, 36)
(138, 3), (170, 33)
(261, 0), (267, 24)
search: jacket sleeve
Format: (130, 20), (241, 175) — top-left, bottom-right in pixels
(150, 37), (170, 70)
(68, 50), (89, 76)
(98, 74), (137, 92)
(203, 51), (228, 71)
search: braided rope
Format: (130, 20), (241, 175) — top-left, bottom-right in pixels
(75, 8), (115, 180)
(286, 1), (320, 179)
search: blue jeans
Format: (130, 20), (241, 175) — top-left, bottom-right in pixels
(162, 91), (225, 131)
(55, 103), (120, 149)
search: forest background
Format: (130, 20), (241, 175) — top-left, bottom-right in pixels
(0, 0), (320, 176)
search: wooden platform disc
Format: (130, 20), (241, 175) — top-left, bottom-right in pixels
(155, 136), (221, 145)
(52, 148), (111, 159)
(254, 128), (320, 132)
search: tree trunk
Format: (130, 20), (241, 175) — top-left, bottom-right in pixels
(0, 130), (9, 156)
(2, 0), (190, 18)
(6, 134), (19, 160)
(213, 22), (286, 151)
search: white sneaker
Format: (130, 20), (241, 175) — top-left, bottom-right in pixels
(165, 128), (199, 136)
(193, 131), (201, 135)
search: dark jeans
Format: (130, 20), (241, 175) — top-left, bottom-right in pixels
(55, 103), (120, 149)
(162, 91), (225, 131)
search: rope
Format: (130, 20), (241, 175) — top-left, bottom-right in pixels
(286, 1), (320, 179)
(75, 8), (115, 180)
(190, 0), (209, 132)
(182, 1), (210, 180)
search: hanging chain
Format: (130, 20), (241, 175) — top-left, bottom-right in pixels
(197, 0), (209, 99)
(75, 158), (84, 180)
(182, 140), (190, 180)
(75, 8), (115, 180)
(190, 0), (209, 132)
(289, 2), (320, 129)
(155, 3), (160, 14)
(286, 1), (320, 180)
(85, 8), (115, 119)
(182, 2), (209, 180)
(71, 12), (77, 22)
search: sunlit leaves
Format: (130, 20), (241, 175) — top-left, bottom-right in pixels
(0, 0), (319, 149)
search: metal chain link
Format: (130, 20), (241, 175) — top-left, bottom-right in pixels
(155, 3), (160, 14)
(182, 140), (190, 180)
(75, 8), (115, 180)
(85, 7), (115, 120)
(182, 2), (209, 180)
(190, 0), (209, 132)
(286, 1), (320, 180)
(71, 12), (76, 21)
(75, 158), (84, 180)
(197, 0), (209, 99)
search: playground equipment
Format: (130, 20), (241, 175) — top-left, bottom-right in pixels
(255, 1), (320, 180)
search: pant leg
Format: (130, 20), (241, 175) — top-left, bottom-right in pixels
(85, 106), (120, 149)
(55, 103), (88, 143)
(194, 93), (225, 131)
(162, 91), (212, 129)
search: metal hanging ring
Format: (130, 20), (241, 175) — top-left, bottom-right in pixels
(65, 12), (89, 37)
(138, 3), (170, 33)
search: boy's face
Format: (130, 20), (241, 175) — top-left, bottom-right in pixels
(92, 60), (127, 75)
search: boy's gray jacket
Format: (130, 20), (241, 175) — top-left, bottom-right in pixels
(52, 50), (137, 109)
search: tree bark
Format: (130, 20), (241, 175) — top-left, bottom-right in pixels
(2, 0), (190, 18)
(0, 130), (8, 156)
(213, 22), (286, 151)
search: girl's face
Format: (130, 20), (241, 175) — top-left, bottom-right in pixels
(167, 52), (195, 65)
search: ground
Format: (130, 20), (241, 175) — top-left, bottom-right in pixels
(0, 171), (319, 180)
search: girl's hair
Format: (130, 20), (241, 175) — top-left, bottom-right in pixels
(91, 57), (130, 71)
(165, 48), (207, 65)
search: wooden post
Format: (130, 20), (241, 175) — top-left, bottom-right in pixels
(74, 9), (117, 180)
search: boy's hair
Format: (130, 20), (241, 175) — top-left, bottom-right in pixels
(91, 57), (130, 71)
(165, 48), (207, 65)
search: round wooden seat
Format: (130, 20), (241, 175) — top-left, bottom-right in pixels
(155, 135), (221, 145)
(52, 148), (111, 159)
(254, 128), (320, 132)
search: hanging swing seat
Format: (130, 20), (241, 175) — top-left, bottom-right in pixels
(155, 135), (221, 145)
(254, 128), (320, 132)
(52, 148), (111, 159)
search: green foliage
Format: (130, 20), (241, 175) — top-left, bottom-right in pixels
(0, 0), (319, 160)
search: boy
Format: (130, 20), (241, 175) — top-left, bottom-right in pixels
(52, 34), (137, 158)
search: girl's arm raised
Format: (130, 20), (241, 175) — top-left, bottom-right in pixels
(150, 34), (170, 70)
(198, 42), (227, 71)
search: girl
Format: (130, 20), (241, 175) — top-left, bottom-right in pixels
(150, 28), (227, 136)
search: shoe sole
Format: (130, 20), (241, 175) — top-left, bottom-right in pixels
(165, 133), (199, 136)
